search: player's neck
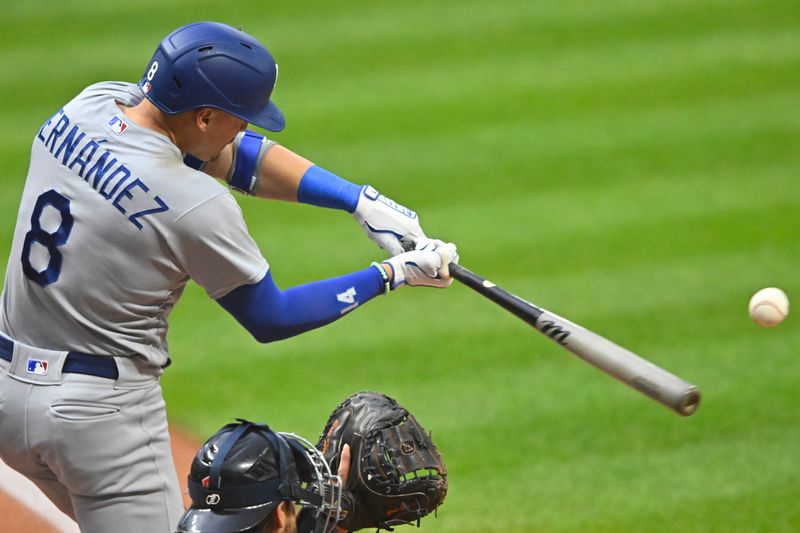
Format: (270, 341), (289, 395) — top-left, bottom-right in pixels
(120, 99), (180, 146)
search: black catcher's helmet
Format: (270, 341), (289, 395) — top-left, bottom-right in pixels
(176, 419), (342, 533)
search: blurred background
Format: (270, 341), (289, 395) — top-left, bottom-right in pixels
(1, 1), (798, 531)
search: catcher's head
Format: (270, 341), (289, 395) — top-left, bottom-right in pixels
(177, 419), (342, 533)
(316, 391), (448, 532)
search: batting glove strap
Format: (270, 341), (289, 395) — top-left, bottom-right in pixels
(353, 186), (426, 257)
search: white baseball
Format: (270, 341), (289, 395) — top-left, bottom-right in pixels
(748, 287), (789, 328)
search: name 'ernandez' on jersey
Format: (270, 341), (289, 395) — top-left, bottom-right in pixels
(37, 108), (169, 230)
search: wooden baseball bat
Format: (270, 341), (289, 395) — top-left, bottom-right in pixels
(448, 263), (701, 416)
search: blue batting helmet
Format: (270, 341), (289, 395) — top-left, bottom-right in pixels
(141, 22), (285, 131)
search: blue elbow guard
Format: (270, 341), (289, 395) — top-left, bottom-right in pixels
(297, 165), (363, 213)
(228, 130), (275, 194)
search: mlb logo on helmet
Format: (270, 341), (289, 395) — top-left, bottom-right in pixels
(107, 115), (129, 135)
(26, 358), (49, 376)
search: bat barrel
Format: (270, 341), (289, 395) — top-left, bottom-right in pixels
(449, 263), (701, 416)
(538, 308), (701, 416)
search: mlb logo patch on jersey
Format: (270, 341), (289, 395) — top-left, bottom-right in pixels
(26, 358), (49, 375)
(107, 114), (129, 135)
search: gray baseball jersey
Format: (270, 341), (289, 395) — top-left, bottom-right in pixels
(0, 81), (268, 368)
(0, 81), (272, 532)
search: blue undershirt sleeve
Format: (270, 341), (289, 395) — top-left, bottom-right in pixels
(216, 267), (385, 343)
(296, 165), (363, 213)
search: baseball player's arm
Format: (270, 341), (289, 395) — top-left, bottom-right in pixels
(196, 130), (430, 256)
(217, 267), (385, 343)
(201, 141), (310, 201)
(216, 240), (457, 343)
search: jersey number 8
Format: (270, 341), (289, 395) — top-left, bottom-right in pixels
(21, 189), (73, 287)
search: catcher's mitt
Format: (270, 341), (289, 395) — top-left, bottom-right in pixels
(317, 391), (447, 532)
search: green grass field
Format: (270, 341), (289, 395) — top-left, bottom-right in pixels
(2, 1), (799, 531)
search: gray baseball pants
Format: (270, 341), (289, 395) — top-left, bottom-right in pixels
(0, 337), (184, 532)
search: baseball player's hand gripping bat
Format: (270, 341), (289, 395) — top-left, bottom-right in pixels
(448, 263), (701, 416)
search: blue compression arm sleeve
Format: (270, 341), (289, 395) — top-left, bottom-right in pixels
(217, 267), (385, 343)
(297, 165), (363, 213)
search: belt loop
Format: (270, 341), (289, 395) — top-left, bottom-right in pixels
(113, 355), (162, 390)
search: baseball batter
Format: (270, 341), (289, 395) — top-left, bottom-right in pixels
(0, 22), (457, 532)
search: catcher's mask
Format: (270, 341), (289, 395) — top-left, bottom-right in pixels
(177, 419), (342, 533)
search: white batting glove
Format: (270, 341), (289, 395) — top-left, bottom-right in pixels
(353, 186), (427, 256)
(382, 239), (459, 289)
